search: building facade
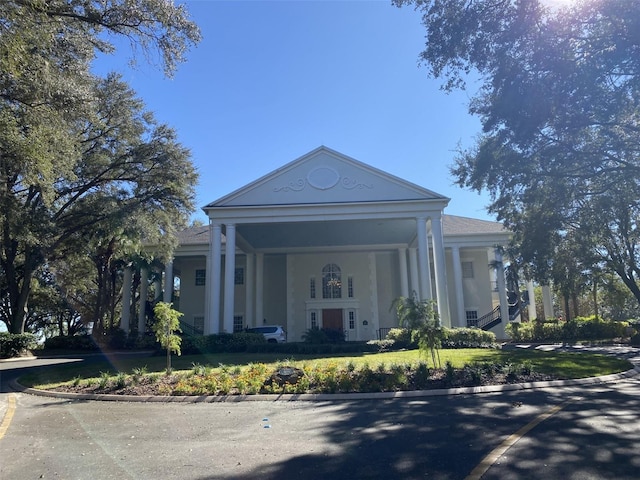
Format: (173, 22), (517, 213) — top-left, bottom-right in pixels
(128, 147), (512, 340)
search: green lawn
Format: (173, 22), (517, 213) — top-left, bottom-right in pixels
(22, 348), (632, 390)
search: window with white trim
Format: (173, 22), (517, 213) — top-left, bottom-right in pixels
(195, 269), (206, 286)
(322, 263), (342, 299)
(462, 261), (474, 279)
(310, 277), (316, 299)
(348, 311), (356, 330)
(234, 267), (244, 285)
(193, 316), (204, 335)
(233, 315), (244, 332)
(347, 276), (354, 298)
(466, 310), (479, 327)
(310, 311), (318, 329)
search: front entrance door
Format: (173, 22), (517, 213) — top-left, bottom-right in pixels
(322, 309), (343, 331)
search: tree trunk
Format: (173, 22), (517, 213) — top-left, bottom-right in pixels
(563, 295), (571, 322)
(593, 279), (599, 320)
(616, 268), (640, 309)
(571, 293), (579, 318)
(6, 250), (37, 334)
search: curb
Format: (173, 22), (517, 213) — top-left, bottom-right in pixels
(0, 351), (156, 363)
(10, 364), (640, 403)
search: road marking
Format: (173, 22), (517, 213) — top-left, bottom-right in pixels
(0, 394), (17, 440)
(465, 398), (575, 480)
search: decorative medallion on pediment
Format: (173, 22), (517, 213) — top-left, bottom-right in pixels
(273, 166), (373, 192)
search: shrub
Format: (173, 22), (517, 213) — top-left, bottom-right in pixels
(44, 334), (98, 351)
(505, 317), (630, 343)
(366, 339), (397, 352)
(413, 362), (430, 389)
(105, 328), (128, 350)
(0, 332), (37, 358)
(385, 328), (416, 349)
(441, 327), (496, 348)
(180, 332), (266, 354)
(301, 327), (329, 344)
(301, 327), (345, 344)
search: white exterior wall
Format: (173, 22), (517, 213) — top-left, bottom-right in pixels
(462, 249), (496, 318)
(262, 255), (287, 329)
(232, 255), (247, 327)
(286, 251), (380, 342)
(445, 248), (497, 329)
(176, 257), (207, 330)
(376, 252), (401, 333)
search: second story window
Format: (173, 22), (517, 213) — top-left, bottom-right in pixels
(310, 277), (316, 299)
(322, 263), (342, 299)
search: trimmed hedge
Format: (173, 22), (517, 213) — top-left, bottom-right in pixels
(377, 327), (496, 350)
(506, 317), (633, 343)
(442, 327), (497, 348)
(44, 335), (100, 351)
(385, 328), (416, 349)
(0, 332), (37, 358)
(247, 341), (381, 355)
(180, 332), (267, 355)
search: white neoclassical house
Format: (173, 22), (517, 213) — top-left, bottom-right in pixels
(126, 146), (514, 340)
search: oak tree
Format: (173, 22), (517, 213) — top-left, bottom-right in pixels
(0, 1), (200, 333)
(395, 0), (640, 305)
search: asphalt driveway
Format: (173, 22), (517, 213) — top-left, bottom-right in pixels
(1, 346), (639, 480)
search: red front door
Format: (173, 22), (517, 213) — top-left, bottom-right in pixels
(322, 309), (343, 331)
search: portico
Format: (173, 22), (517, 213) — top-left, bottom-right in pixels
(127, 146), (511, 340)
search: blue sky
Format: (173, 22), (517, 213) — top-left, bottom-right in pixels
(94, 0), (493, 224)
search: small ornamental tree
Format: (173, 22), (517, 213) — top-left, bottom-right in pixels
(152, 302), (183, 374)
(393, 293), (442, 367)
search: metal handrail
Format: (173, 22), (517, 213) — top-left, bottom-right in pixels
(468, 305), (502, 329)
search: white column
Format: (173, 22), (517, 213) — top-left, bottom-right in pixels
(153, 275), (162, 303)
(398, 248), (409, 298)
(527, 280), (536, 321)
(204, 252), (210, 331)
(495, 248), (509, 330)
(416, 217), (430, 301)
(256, 253), (264, 325)
(245, 253), (254, 328)
(223, 223), (236, 333)
(368, 252), (379, 340)
(451, 246), (465, 327)
(408, 248), (420, 298)
(207, 222), (222, 334)
(286, 254), (295, 340)
(430, 216), (451, 327)
(121, 266), (133, 332)
(138, 267), (148, 335)
(163, 261), (173, 303)
(542, 284), (554, 319)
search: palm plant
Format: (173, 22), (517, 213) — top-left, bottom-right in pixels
(392, 293), (442, 367)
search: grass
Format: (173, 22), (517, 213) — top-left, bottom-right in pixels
(20, 348), (631, 391)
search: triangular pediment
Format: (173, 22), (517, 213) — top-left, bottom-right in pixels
(206, 146), (449, 208)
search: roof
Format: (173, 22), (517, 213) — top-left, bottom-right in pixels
(174, 214), (508, 248)
(204, 146), (450, 210)
(442, 214), (508, 235)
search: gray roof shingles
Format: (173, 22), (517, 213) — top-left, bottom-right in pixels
(175, 215), (507, 246)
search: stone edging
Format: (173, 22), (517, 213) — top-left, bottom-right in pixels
(10, 364), (640, 403)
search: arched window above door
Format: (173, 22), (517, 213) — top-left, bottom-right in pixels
(322, 263), (342, 299)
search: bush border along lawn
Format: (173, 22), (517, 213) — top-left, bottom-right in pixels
(20, 348), (632, 396)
